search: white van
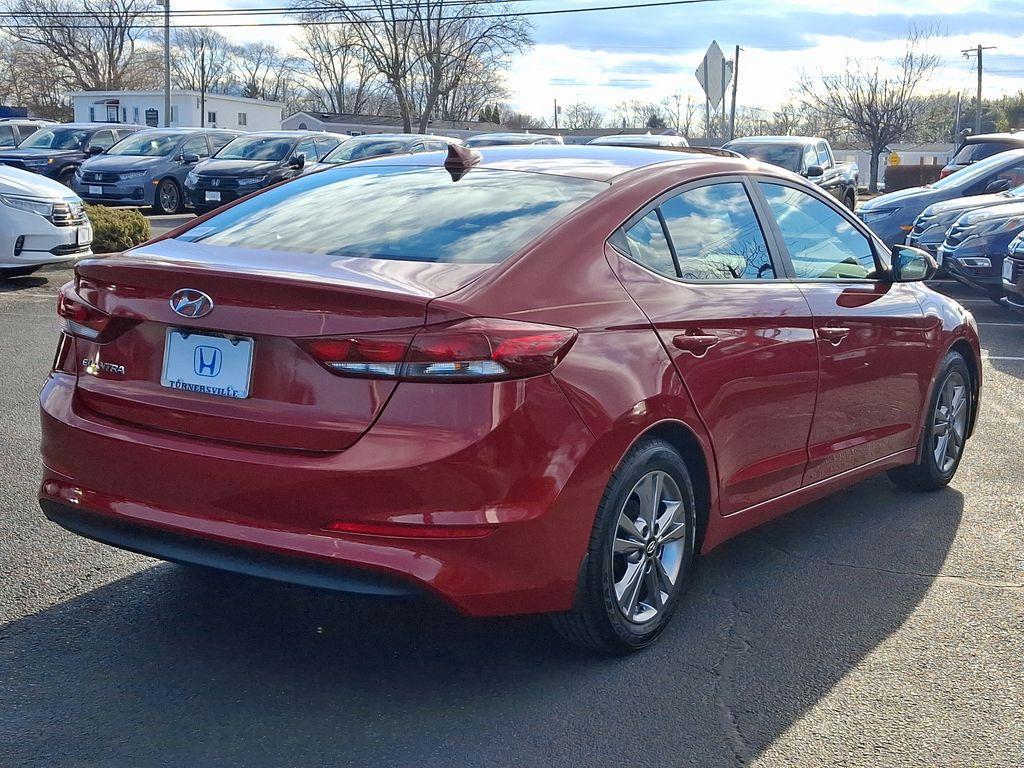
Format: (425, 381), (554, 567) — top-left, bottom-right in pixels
(0, 164), (92, 278)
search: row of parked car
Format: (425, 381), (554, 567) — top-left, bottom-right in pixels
(857, 132), (1024, 312)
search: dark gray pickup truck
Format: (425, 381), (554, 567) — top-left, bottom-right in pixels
(722, 135), (859, 210)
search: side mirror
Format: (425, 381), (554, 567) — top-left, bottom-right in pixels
(289, 153), (306, 169)
(804, 165), (824, 178)
(180, 152), (200, 165)
(890, 245), (937, 282)
(985, 177), (1012, 193)
(86, 145), (105, 156)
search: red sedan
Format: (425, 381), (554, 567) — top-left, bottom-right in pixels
(40, 145), (981, 653)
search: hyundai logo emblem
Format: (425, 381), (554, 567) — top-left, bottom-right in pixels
(170, 289), (214, 319)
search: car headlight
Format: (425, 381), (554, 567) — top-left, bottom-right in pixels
(185, 171), (198, 186)
(969, 217), (1024, 237)
(236, 176), (266, 186)
(119, 170), (147, 180)
(1009, 232), (1024, 252)
(0, 194), (55, 217)
(860, 208), (896, 222)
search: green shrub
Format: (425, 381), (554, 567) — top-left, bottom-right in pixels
(84, 204), (151, 254)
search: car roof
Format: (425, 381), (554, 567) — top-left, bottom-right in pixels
(351, 143), (754, 182)
(237, 130), (343, 138)
(468, 132), (555, 140)
(963, 132), (1024, 144)
(725, 135), (820, 146)
(343, 133), (459, 142)
(51, 123), (147, 130)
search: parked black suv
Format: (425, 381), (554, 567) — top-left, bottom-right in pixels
(940, 131), (1024, 179)
(185, 131), (344, 213)
(0, 123), (143, 186)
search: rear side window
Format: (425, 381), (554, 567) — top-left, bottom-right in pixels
(658, 182), (776, 280)
(952, 140), (1018, 165)
(0, 125), (15, 148)
(623, 211), (675, 276)
(176, 166), (605, 263)
(761, 182), (876, 279)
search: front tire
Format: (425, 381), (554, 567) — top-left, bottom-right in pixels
(888, 351), (971, 491)
(844, 190), (857, 211)
(551, 438), (697, 653)
(153, 178), (183, 215)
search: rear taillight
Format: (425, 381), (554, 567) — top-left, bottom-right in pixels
(298, 318), (577, 382)
(57, 284), (112, 341)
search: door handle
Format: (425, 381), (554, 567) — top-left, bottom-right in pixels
(672, 333), (720, 356)
(818, 326), (850, 345)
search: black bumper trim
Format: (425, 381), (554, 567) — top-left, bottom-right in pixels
(41, 500), (420, 598)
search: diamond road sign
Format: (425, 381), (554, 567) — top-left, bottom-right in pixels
(695, 40), (733, 108)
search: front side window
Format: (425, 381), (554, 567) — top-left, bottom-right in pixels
(295, 137), (317, 161)
(761, 182), (877, 279)
(0, 125), (15, 148)
(816, 142), (830, 168)
(181, 135), (210, 158)
(210, 133), (235, 153)
(89, 130), (115, 150)
(175, 166), (606, 264)
(658, 182), (776, 280)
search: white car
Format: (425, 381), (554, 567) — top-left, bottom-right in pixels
(0, 165), (92, 278)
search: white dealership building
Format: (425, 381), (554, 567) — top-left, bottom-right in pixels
(69, 91), (285, 132)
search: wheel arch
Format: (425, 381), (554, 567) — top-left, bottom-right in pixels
(636, 420), (713, 553)
(949, 337), (981, 439)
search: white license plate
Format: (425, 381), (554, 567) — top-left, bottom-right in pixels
(160, 329), (254, 399)
(1004, 259), (1014, 283)
(205, 190), (221, 202)
(77, 223), (92, 245)
(88, 185), (103, 195)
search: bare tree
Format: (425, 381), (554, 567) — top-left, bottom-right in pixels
(0, 0), (156, 90)
(412, 0), (529, 133)
(501, 109), (546, 129)
(0, 36), (72, 119)
(171, 28), (236, 94)
(800, 30), (941, 191)
(561, 102), (603, 130)
(235, 41), (300, 104)
(292, 23), (377, 114)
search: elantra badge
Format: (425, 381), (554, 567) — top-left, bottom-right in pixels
(170, 289), (214, 318)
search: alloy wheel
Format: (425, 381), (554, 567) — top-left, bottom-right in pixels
(611, 470), (688, 624)
(932, 371), (968, 474)
(159, 181), (180, 214)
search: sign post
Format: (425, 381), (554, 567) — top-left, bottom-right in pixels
(695, 41), (733, 140)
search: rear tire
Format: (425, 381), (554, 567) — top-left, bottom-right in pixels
(550, 438), (697, 654)
(888, 351), (972, 491)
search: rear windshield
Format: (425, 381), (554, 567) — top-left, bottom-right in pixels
(725, 143), (802, 172)
(463, 136), (534, 147)
(931, 149), (1024, 190)
(175, 165), (606, 263)
(951, 140), (1019, 165)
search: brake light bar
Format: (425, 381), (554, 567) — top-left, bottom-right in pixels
(298, 318), (577, 382)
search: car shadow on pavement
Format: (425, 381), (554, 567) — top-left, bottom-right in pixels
(0, 276), (47, 293)
(1, 477), (963, 768)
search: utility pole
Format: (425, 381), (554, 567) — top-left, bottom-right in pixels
(163, 0), (171, 127)
(553, 99), (559, 130)
(200, 41), (206, 128)
(729, 45), (740, 141)
(962, 44), (996, 135)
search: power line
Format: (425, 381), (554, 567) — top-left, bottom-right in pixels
(0, 0), (730, 27)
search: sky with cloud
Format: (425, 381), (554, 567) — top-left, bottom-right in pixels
(182, 0), (1024, 121)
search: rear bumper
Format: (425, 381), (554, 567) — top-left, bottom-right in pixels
(39, 371), (600, 617)
(42, 499), (419, 597)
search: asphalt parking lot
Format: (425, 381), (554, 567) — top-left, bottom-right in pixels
(1, 232), (1021, 766)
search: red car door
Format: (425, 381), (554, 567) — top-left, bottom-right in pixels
(756, 180), (931, 484)
(612, 176), (819, 514)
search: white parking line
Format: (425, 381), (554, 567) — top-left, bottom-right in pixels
(982, 355), (1024, 361)
(978, 322), (1024, 327)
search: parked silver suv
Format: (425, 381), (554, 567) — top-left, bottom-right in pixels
(73, 127), (240, 214)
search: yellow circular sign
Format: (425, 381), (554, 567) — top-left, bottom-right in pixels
(888, 152), (901, 166)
